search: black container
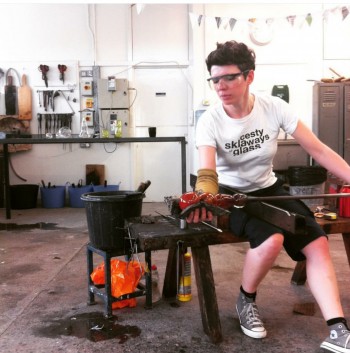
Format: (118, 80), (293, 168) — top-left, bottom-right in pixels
(288, 166), (327, 186)
(10, 184), (39, 209)
(81, 191), (144, 251)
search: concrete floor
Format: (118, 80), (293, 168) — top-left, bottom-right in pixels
(0, 203), (350, 353)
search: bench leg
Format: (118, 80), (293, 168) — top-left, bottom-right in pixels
(162, 248), (178, 299)
(192, 246), (223, 344)
(342, 232), (350, 266)
(104, 251), (113, 318)
(291, 260), (307, 285)
(86, 245), (96, 305)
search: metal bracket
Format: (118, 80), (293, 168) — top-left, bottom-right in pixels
(244, 201), (306, 235)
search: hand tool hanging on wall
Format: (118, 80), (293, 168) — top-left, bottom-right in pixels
(52, 91), (60, 111)
(58, 64), (67, 84)
(42, 91), (48, 111)
(37, 113), (74, 135)
(4, 69), (17, 115)
(38, 64), (49, 87)
(37, 113), (42, 134)
(39, 90), (56, 111)
(18, 74), (32, 120)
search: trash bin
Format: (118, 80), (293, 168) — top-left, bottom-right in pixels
(81, 191), (144, 251)
(288, 166), (327, 210)
(10, 184), (39, 209)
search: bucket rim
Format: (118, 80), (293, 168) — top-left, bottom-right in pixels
(81, 190), (145, 202)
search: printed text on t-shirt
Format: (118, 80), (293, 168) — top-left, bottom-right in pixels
(224, 129), (270, 156)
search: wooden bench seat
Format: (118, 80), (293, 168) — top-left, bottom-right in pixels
(128, 215), (350, 344)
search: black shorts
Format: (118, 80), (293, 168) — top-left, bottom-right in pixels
(228, 179), (327, 261)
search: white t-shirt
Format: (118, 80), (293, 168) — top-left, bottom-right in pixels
(195, 94), (299, 193)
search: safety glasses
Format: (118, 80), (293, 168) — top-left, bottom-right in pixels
(207, 70), (250, 89)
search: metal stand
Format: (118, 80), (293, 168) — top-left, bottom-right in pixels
(86, 243), (152, 318)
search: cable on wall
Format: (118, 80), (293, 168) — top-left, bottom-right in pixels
(87, 4), (97, 65)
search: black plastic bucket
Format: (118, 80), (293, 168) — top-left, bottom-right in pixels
(81, 191), (144, 251)
(288, 166), (327, 210)
(288, 166), (327, 186)
(10, 184), (39, 209)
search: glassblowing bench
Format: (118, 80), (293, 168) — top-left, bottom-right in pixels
(0, 134), (187, 219)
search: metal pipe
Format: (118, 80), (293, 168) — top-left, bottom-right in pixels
(227, 192), (350, 208)
(247, 192), (350, 202)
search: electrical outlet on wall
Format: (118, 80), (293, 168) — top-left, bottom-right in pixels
(108, 76), (116, 91)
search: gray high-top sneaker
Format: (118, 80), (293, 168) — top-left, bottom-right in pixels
(236, 291), (267, 339)
(321, 322), (350, 353)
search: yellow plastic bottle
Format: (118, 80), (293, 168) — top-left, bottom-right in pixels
(177, 252), (192, 302)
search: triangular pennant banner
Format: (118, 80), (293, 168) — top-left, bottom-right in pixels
(189, 5), (346, 33)
(323, 9), (331, 23)
(286, 15), (296, 26)
(198, 14), (203, 26)
(229, 18), (237, 31)
(215, 16), (222, 29)
(189, 12), (197, 29)
(221, 17), (230, 30)
(266, 18), (274, 26)
(342, 6), (349, 20)
(305, 13), (312, 26)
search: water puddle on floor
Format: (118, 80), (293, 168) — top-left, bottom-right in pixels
(33, 312), (141, 343)
(0, 222), (62, 231)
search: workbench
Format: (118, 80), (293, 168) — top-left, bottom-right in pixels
(127, 215), (350, 344)
(0, 134), (187, 219)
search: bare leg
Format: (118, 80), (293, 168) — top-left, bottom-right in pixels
(302, 236), (344, 320)
(241, 233), (284, 293)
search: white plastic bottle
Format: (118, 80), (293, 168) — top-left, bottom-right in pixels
(151, 264), (161, 303)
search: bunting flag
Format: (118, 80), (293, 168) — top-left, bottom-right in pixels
(198, 14), (203, 26)
(266, 18), (274, 26)
(342, 6), (349, 20)
(229, 18), (237, 31)
(305, 13), (312, 26)
(189, 12), (197, 29)
(189, 5), (350, 32)
(287, 15), (296, 26)
(215, 16), (222, 29)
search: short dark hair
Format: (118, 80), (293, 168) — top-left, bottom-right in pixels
(205, 41), (256, 75)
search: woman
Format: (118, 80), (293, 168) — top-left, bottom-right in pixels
(189, 40), (350, 353)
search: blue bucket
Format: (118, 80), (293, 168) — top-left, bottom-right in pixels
(40, 186), (66, 208)
(92, 185), (120, 192)
(68, 185), (93, 208)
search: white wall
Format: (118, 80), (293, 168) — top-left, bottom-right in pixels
(188, 2), (350, 173)
(0, 3), (349, 201)
(0, 3), (189, 201)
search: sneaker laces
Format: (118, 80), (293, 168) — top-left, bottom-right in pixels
(244, 302), (264, 328)
(341, 330), (350, 348)
(330, 327), (350, 348)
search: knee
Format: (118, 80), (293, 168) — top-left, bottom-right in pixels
(257, 233), (284, 257)
(303, 235), (329, 259)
